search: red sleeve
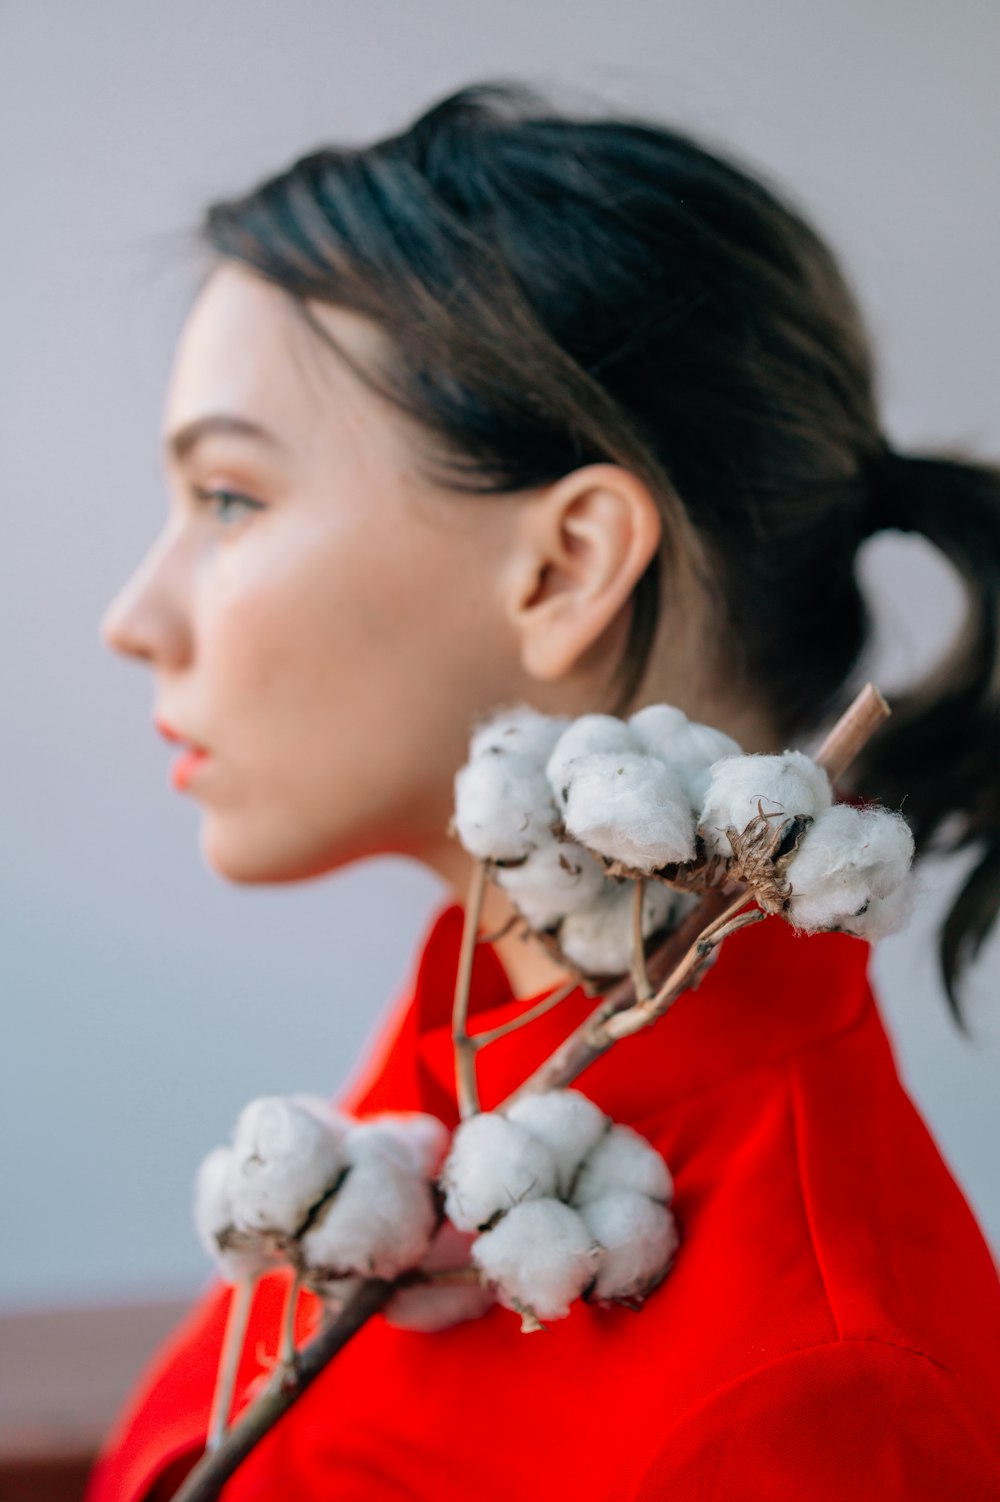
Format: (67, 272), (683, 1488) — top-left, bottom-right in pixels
(633, 1339), (1000, 1501)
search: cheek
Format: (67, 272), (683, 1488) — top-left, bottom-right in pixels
(194, 504), (517, 873)
(201, 520), (474, 779)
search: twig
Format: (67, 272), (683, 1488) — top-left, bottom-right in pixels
(815, 682), (889, 783)
(467, 976), (579, 1049)
(502, 889), (735, 1104)
(601, 904), (766, 1043)
(279, 1270), (302, 1368)
(205, 1276), (256, 1453)
(452, 859), (491, 1119)
(631, 879), (653, 1002)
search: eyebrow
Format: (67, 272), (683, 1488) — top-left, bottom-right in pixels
(164, 414), (288, 463)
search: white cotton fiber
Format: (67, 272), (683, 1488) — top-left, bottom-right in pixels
(503, 1090), (610, 1198)
(698, 750), (833, 860)
(572, 1122), (673, 1206)
(193, 1145), (279, 1283)
(471, 1197), (601, 1322)
(440, 1112), (558, 1232)
(230, 1096), (345, 1237)
(469, 704), (571, 766)
(785, 803), (915, 933)
(453, 753), (558, 862)
(344, 1112), (450, 1180)
(557, 879), (675, 978)
(545, 715), (640, 808)
(289, 1094), (352, 1138)
(494, 836), (608, 930)
(628, 706), (742, 810)
(626, 703), (689, 750)
(838, 874), (917, 941)
(561, 753), (697, 871)
(579, 1190), (679, 1303)
(383, 1220), (496, 1332)
(300, 1147), (437, 1282)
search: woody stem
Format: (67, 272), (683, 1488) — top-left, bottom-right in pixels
(468, 976), (579, 1049)
(205, 1275), (256, 1453)
(452, 858), (490, 1119)
(279, 1270), (302, 1368)
(631, 879), (653, 1002)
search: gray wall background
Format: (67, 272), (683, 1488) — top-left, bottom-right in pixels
(2, 0), (997, 1310)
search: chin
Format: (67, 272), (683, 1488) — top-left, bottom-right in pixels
(198, 816), (364, 886)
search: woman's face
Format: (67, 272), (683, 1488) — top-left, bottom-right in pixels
(101, 261), (539, 885)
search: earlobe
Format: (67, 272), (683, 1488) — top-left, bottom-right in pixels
(509, 464), (661, 684)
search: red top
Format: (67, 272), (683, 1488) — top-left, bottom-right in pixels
(86, 901), (1000, 1501)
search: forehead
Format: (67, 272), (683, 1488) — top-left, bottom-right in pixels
(163, 261), (398, 460)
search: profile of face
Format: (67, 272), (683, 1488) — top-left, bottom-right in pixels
(100, 262), (665, 889)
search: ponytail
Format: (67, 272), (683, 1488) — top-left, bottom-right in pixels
(845, 446), (1000, 1031)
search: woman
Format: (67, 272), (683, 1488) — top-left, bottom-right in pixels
(90, 81), (999, 1499)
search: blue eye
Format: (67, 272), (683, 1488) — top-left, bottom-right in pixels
(192, 487), (264, 525)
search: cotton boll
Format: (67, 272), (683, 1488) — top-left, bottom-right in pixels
(562, 753), (697, 871)
(384, 1220), (496, 1332)
(469, 704), (571, 766)
(572, 1123), (673, 1206)
(345, 1112), (450, 1180)
(629, 707), (742, 810)
(453, 753), (558, 862)
(503, 1090), (610, 1198)
(472, 1198), (601, 1323)
(300, 1149), (438, 1282)
(230, 1096), (345, 1237)
(440, 1112), (558, 1233)
(495, 836), (608, 930)
(786, 804), (915, 932)
(579, 1190), (679, 1303)
(545, 715), (640, 808)
(193, 1146), (279, 1283)
(698, 750), (833, 861)
(557, 880), (675, 978)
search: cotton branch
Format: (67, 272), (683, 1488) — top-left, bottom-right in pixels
(173, 682), (890, 1502)
(504, 682), (890, 1101)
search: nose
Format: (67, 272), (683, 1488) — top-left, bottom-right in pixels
(99, 525), (193, 668)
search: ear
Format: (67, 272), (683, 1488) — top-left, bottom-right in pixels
(504, 463), (662, 683)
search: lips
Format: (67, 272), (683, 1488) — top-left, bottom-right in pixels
(171, 746), (211, 792)
(155, 716), (212, 792)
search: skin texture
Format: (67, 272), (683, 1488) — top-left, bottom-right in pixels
(101, 262), (781, 998)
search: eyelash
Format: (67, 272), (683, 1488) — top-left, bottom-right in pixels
(191, 487), (265, 525)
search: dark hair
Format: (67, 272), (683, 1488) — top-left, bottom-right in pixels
(195, 79), (999, 1031)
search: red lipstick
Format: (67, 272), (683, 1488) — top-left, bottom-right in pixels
(154, 717), (211, 791)
(171, 748), (211, 791)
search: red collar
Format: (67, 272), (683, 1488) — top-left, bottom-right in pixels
(368, 900), (875, 1130)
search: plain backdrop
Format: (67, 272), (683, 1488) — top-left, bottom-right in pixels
(2, 0), (998, 1310)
